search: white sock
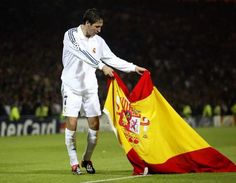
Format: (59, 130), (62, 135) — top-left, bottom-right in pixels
(83, 128), (98, 161)
(65, 128), (78, 166)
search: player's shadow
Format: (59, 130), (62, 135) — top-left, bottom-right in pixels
(96, 169), (132, 176)
(0, 169), (132, 175)
(0, 170), (68, 175)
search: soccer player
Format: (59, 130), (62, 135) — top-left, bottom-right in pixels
(61, 8), (146, 175)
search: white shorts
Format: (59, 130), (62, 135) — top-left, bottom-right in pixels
(61, 85), (101, 117)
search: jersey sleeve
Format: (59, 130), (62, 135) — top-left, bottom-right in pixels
(100, 39), (136, 73)
(63, 28), (105, 70)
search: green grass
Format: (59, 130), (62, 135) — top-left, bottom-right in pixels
(0, 127), (236, 183)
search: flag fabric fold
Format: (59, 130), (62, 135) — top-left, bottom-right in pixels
(103, 71), (236, 175)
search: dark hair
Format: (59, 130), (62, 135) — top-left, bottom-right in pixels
(82, 8), (103, 24)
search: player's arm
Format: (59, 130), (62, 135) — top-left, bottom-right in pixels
(100, 39), (136, 72)
(100, 39), (146, 74)
(101, 40), (146, 75)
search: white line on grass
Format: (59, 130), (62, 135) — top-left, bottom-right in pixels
(81, 174), (151, 183)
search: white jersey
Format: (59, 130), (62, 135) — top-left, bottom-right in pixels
(61, 25), (136, 94)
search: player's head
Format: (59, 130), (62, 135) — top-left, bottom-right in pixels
(82, 8), (103, 37)
(83, 8), (103, 25)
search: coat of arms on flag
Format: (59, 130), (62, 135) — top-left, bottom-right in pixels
(116, 96), (150, 144)
(103, 71), (236, 175)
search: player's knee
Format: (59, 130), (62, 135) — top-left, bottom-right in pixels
(90, 125), (99, 131)
(66, 117), (78, 131)
(88, 117), (100, 130)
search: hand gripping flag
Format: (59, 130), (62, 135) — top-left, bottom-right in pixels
(103, 71), (236, 175)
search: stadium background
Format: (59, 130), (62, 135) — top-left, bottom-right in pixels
(0, 0), (236, 121)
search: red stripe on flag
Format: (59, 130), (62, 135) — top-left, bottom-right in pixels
(111, 71), (153, 102)
(127, 147), (236, 174)
(129, 71), (153, 102)
(127, 148), (146, 175)
(112, 72), (130, 97)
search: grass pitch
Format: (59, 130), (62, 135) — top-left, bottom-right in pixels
(0, 127), (235, 183)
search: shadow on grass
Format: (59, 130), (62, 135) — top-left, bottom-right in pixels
(0, 169), (133, 176)
(95, 169), (132, 176)
(0, 170), (68, 175)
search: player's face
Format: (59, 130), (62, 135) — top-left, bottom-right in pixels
(86, 20), (103, 37)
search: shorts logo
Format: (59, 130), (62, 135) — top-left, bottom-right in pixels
(64, 95), (68, 105)
(63, 95), (68, 113)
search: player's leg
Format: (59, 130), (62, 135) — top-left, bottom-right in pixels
(62, 85), (82, 175)
(65, 117), (82, 174)
(83, 116), (99, 161)
(81, 116), (99, 174)
(80, 92), (101, 174)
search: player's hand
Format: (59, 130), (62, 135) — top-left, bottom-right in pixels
(135, 66), (147, 75)
(102, 65), (114, 77)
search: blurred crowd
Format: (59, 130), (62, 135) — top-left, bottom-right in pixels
(0, 2), (236, 120)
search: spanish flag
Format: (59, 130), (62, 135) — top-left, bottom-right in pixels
(103, 71), (236, 175)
